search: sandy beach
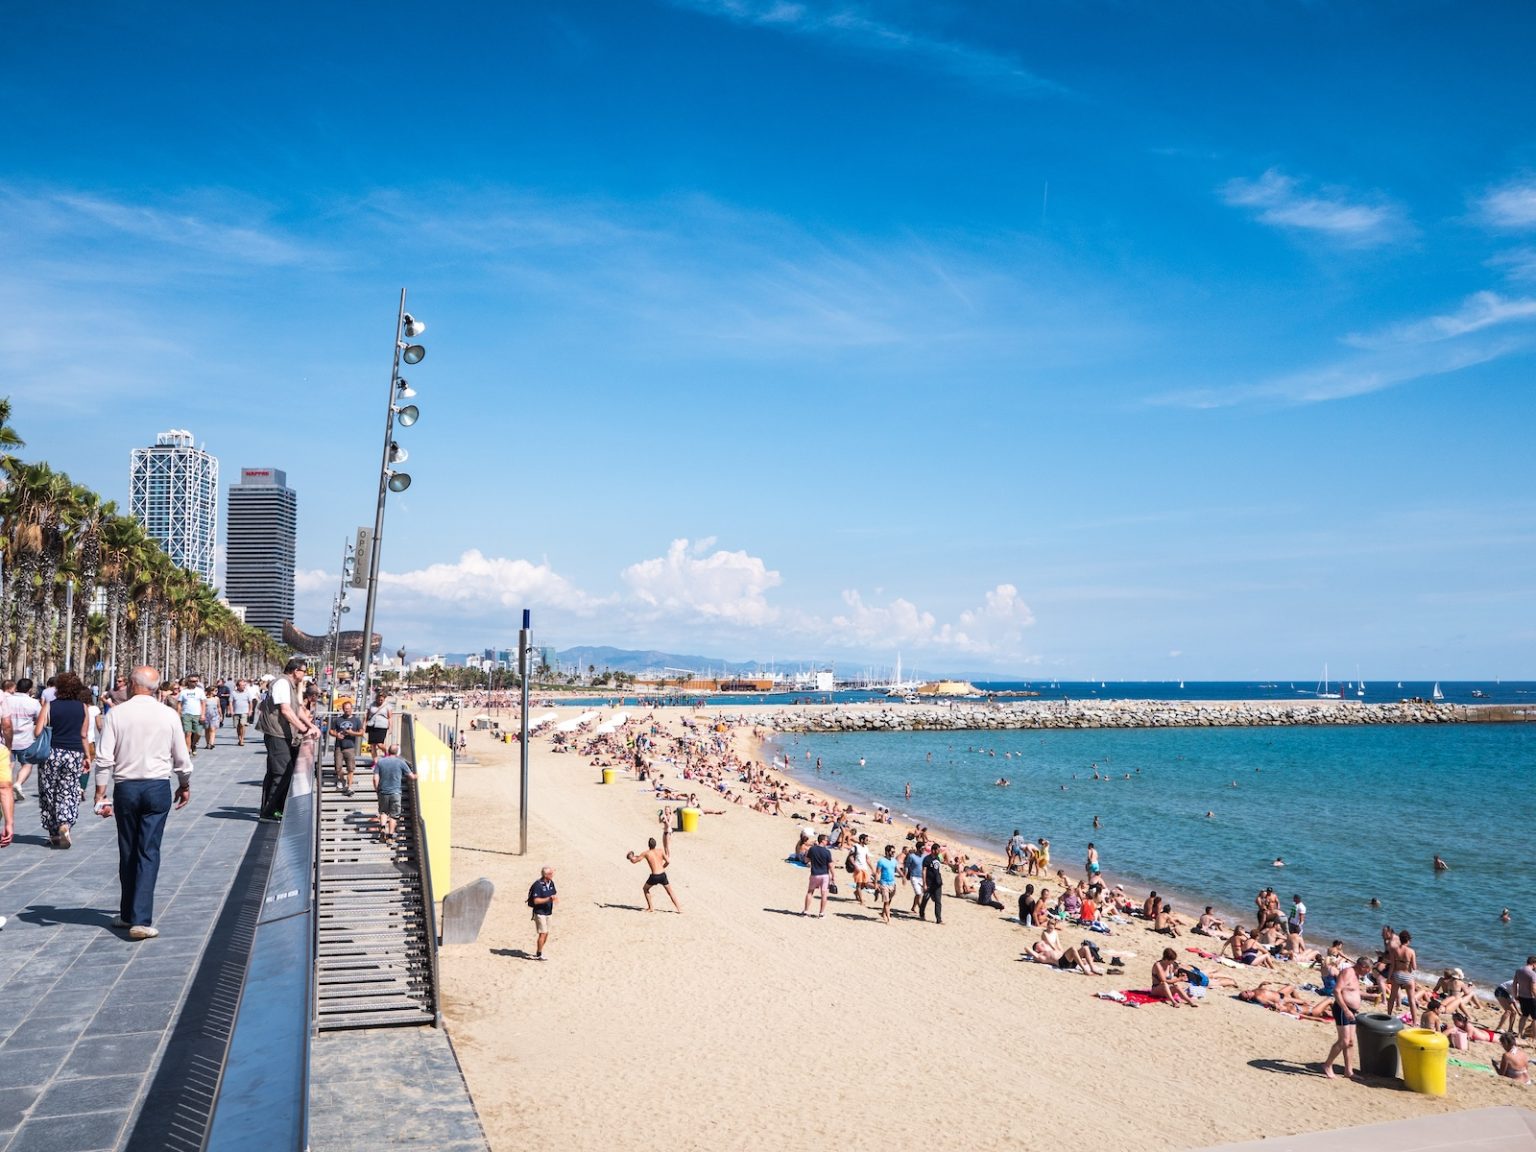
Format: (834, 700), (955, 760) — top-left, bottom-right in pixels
(436, 704), (1525, 1152)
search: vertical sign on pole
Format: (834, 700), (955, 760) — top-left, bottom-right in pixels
(518, 609), (531, 856)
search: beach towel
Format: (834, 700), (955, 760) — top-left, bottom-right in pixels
(1121, 990), (1165, 1006)
(1094, 991), (1139, 1008)
(1448, 1057), (1496, 1075)
(1186, 947), (1217, 959)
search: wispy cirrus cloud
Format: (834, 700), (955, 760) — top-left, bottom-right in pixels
(668, 1), (1062, 94)
(1219, 168), (1407, 247)
(1476, 177), (1536, 230)
(1344, 291), (1536, 350)
(0, 182), (311, 268)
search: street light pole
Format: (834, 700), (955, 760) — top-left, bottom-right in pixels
(519, 609), (531, 855)
(356, 289), (424, 705)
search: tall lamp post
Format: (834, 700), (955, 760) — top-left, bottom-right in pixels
(357, 289), (426, 705)
(326, 538), (355, 711)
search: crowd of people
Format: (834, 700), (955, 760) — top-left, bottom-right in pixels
(527, 706), (1536, 1088)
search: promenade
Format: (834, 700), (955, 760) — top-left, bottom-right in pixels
(0, 738), (270, 1152)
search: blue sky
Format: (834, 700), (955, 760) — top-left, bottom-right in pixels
(5, 1), (1535, 677)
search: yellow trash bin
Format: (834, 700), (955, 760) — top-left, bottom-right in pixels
(601, 768), (616, 785)
(679, 807), (701, 833)
(1396, 1027), (1449, 1096)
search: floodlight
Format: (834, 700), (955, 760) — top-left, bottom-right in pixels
(387, 471), (412, 493)
(403, 314), (427, 337)
(396, 404), (419, 426)
(401, 343), (426, 365)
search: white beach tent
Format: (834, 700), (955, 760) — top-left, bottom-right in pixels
(593, 712), (629, 735)
(526, 712), (560, 732)
(553, 710), (600, 733)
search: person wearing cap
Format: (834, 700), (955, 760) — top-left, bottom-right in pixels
(257, 657), (317, 821)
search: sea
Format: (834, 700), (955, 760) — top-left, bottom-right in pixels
(748, 685), (1535, 990)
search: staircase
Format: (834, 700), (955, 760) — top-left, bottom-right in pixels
(314, 762), (438, 1030)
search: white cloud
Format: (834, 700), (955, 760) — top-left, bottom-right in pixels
(1345, 291), (1536, 350)
(668, 1), (1061, 94)
(621, 538), (782, 625)
(1168, 649), (1182, 658)
(827, 583), (1035, 655)
(1477, 178), (1536, 230)
(381, 549), (601, 614)
(1219, 169), (1406, 246)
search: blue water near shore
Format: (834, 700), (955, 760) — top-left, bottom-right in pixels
(556, 680), (1534, 708)
(764, 722), (1534, 987)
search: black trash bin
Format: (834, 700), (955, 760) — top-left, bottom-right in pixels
(1356, 1012), (1404, 1078)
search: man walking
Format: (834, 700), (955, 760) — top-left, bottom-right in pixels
(258, 658), (316, 822)
(331, 700), (362, 795)
(93, 666), (192, 940)
(920, 843), (945, 924)
(371, 743), (416, 841)
(177, 675), (206, 755)
(803, 832), (834, 917)
(527, 866), (557, 960)
(227, 678), (256, 747)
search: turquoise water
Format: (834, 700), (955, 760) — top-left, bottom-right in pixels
(765, 723), (1534, 986)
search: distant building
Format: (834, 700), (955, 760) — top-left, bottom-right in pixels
(225, 468), (297, 641)
(130, 430), (218, 582)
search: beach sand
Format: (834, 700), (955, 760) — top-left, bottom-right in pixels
(436, 705), (1522, 1152)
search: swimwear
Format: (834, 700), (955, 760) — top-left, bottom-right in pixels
(1393, 971), (1416, 987)
(1331, 1002), (1353, 1026)
(1056, 955), (1075, 970)
(1087, 862), (1100, 874)
(1519, 996), (1536, 1020)
(644, 872), (670, 889)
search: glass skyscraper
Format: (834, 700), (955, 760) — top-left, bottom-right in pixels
(226, 467), (298, 640)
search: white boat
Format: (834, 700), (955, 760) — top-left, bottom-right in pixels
(1178, 680), (1185, 689)
(1316, 664), (1341, 700)
(1431, 682), (1444, 701)
(1356, 667), (1365, 698)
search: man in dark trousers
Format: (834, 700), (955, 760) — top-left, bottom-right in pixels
(920, 843), (945, 924)
(258, 657), (316, 821)
(92, 666), (193, 940)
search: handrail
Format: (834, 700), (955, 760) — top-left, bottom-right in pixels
(399, 713), (443, 1024)
(202, 739), (319, 1152)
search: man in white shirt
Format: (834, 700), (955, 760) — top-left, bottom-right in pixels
(177, 676), (207, 755)
(227, 678), (257, 747)
(5, 677), (42, 802)
(93, 665), (193, 940)
(258, 657), (317, 822)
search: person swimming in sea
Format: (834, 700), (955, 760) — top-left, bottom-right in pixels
(1273, 857), (1285, 867)
(1501, 907), (1512, 923)
(1433, 854), (1449, 872)
(1369, 897), (1382, 908)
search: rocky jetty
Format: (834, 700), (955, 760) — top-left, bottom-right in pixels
(772, 698), (1470, 733)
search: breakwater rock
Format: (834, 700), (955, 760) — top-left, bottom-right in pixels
(771, 699), (1472, 733)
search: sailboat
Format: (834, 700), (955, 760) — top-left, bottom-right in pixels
(1356, 667), (1365, 698)
(1316, 664), (1341, 700)
(1431, 682), (1444, 701)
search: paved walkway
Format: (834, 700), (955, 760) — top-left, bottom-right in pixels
(0, 736), (272, 1152)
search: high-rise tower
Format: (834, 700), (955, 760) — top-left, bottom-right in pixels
(226, 468), (297, 640)
(129, 429), (219, 582)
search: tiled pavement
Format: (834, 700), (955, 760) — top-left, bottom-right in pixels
(0, 736), (273, 1152)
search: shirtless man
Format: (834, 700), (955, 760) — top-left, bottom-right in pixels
(627, 825), (682, 913)
(1239, 983), (1311, 1014)
(1193, 906), (1225, 937)
(1322, 957), (1364, 1080)
(1494, 1032), (1530, 1084)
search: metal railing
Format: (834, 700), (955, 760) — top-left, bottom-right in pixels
(202, 737), (321, 1152)
(398, 712), (443, 1024)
